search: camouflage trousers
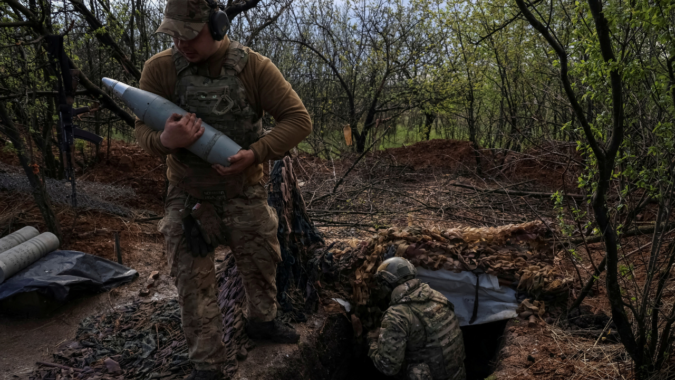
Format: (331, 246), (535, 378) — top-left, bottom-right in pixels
(407, 364), (432, 380)
(159, 184), (282, 370)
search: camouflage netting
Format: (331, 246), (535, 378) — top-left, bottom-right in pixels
(267, 157), (324, 321)
(316, 221), (572, 311)
(0, 170), (135, 216)
(216, 252), (253, 378)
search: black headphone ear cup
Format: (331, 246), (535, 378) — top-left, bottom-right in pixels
(208, 10), (230, 41)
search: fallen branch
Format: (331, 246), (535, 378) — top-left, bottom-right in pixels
(563, 223), (675, 246)
(36, 362), (82, 372)
(135, 216), (163, 222)
(449, 182), (585, 199)
(312, 218), (386, 228)
(308, 210), (378, 215)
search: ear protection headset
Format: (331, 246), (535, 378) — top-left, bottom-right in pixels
(204, 0), (230, 41)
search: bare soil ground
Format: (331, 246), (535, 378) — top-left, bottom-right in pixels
(0, 138), (643, 380)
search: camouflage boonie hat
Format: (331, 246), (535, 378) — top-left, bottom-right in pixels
(156, 0), (212, 40)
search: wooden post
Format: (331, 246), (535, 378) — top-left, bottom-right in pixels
(114, 232), (122, 265)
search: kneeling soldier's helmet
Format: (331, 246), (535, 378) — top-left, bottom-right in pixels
(374, 257), (417, 289)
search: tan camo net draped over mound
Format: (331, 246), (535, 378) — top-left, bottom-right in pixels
(326, 221), (572, 307)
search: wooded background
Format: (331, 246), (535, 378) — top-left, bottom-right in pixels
(1, 0), (675, 377)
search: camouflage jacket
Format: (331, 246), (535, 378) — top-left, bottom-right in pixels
(368, 279), (466, 380)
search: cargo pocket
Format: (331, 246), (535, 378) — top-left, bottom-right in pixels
(158, 215), (185, 276)
(407, 363), (433, 380)
(262, 233), (282, 264)
(261, 205), (281, 263)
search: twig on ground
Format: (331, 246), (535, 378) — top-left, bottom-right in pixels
(36, 362), (82, 372)
(449, 182), (585, 199)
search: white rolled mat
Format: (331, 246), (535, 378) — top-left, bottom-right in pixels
(0, 232), (60, 283)
(0, 226), (39, 254)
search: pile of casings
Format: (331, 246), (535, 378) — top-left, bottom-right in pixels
(30, 299), (191, 380)
(29, 253), (248, 380)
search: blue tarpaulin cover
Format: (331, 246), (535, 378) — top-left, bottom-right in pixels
(0, 250), (137, 302)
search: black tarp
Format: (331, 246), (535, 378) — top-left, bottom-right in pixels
(0, 250), (137, 315)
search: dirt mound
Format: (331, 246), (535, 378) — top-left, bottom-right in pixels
(501, 142), (579, 190)
(83, 142), (166, 213)
(380, 139), (480, 171)
(377, 139), (579, 190)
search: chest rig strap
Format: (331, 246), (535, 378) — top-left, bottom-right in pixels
(169, 41), (257, 201)
(223, 41), (248, 75)
(172, 46), (191, 77)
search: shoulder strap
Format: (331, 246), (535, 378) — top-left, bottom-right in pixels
(171, 46), (191, 76)
(429, 291), (452, 309)
(222, 41), (248, 75)
(404, 303), (429, 344)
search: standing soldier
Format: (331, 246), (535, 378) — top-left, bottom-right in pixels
(135, 0), (312, 379)
(368, 257), (466, 380)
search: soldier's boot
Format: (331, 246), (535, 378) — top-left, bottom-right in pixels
(184, 369), (223, 380)
(246, 319), (300, 344)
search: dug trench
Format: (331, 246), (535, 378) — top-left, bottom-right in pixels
(14, 293), (507, 380)
(346, 321), (509, 380)
(233, 315), (508, 380)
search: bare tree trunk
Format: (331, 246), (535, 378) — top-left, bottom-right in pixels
(423, 111), (436, 140)
(466, 90), (482, 176)
(515, 0), (638, 373)
(0, 102), (62, 240)
(129, 0), (136, 66)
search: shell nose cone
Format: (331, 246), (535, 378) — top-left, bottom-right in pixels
(101, 77), (130, 98)
(101, 77), (117, 91)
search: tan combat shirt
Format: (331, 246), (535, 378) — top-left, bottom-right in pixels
(134, 36), (312, 185)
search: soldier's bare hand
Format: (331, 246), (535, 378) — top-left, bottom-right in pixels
(160, 113), (204, 149)
(212, 149), (256, 176)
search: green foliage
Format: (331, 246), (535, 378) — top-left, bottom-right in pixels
(2, 141), (16, 155)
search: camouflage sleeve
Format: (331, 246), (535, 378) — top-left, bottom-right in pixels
(368, 305), (412, 376)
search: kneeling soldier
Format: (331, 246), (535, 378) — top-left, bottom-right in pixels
(368, 257), (466, 380)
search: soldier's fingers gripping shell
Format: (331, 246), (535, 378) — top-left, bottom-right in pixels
(180, 112), (196, 130)
(185, 114), (201, 134)
(193, 117), (205, 138)
(211, 150), (255, 176)
(175, 113), (203, 142)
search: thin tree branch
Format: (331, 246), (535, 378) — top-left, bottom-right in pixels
(225, 0), (263, 20)
(514, 0), (605, 161)
(68, 0), (142, 81)
(3, 0), (135, 127)
(0, 21), (33, 27)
